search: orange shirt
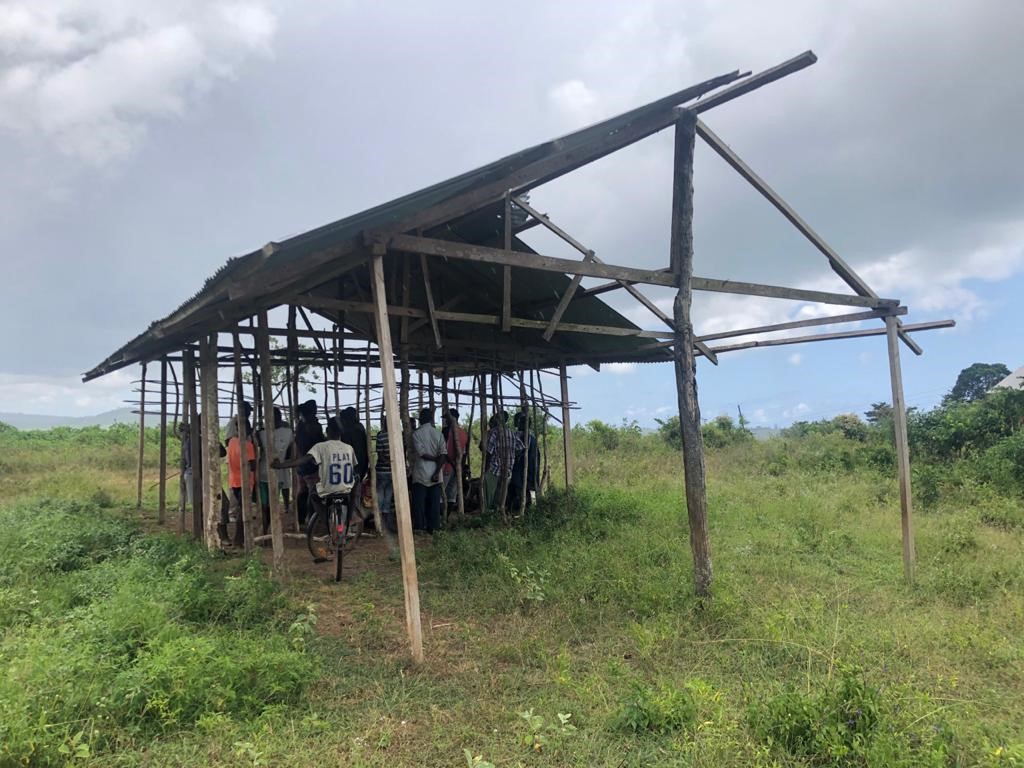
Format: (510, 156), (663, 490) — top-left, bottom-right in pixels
(227, 436), (256, 489)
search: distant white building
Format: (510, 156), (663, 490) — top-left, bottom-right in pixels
(993, 365), (1024, 390)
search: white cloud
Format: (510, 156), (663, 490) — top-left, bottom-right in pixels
(0, 0), (276, 164)
(548, 79), (600, 123)
(787, 353), (802, 366)
(0, 369), (134, 416)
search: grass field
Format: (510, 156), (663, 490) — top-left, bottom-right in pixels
(1, 424), (1022, 766)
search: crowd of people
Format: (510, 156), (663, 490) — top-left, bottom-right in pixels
(179, 397), (540, 552)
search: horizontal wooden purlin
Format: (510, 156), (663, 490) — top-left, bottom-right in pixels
(299, 294), (674, 340)
(691, 278), (898, 308)
(696, 307), (907, 342)
(389, 234), (678, 287)
(709, 319), (954, 354)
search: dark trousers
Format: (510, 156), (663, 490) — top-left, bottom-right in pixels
(411, 482), (442, 533)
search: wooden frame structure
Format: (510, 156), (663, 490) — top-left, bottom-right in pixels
(89, 51), (952, 660)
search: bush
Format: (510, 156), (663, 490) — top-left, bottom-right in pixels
(0, 498), (308, 766)
(613, 683), (697, 735)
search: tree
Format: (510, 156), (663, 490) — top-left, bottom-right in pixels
(864, 402), (893, 425)
(944, 363), (1011, 404)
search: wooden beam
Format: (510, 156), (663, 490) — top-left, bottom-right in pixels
(697, 307), (906, 342)
(370, 251), (425, 663)
(502, 193), (512, 332)
(257, 311), (286, 571)
(886, 316), (916, 583)
(708, 319), (954, 354)
(686, 51), (816, 114)
(559, 365), (573, 489)
(692, 277), (897, 308)
(542, 253), (594, 341)
(158, 359), (168, 524)
(671, 112), (713, 598)
(136, 361), (146, 509)
(418, 253), (443, 348)
(695, 118), (923, 355)
(390, 234), (678, 287)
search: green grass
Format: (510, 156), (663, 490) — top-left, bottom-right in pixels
(1, 426), (1023, 766)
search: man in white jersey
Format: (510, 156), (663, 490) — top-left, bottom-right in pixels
(273, 417), (356, 526)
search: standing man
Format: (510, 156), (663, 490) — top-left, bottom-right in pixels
(410, 407), (446, 534)
(482, 411), (523, 515)
(509, 411), (539, 512)
(442, 408), (469, 516)
(225, 423), (257, 547)
(374, 412), (396, 534)
(294, 399), (324, 528)
(338, 406), (369, 481)
(257, 407), (293, 537)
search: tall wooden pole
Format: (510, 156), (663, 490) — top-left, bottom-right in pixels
(517, 371), (529, 516)
(559, 364), (573, 488)
(287, 306), (300, 524)
(158, 359), (168, 524)
(370, 248), (425, 663)
(136, 361), (147, 508)
(258, 312), (286, 571)
(233, 333), (255, 553)
(183, 348), (202, 537)
(200, 337), (222, 551)
(670, 111), (712, 597)
(886, 316), (916, 582)
(478, 373), (489, 478)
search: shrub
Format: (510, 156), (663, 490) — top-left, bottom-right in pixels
(613, 683), (697, 735)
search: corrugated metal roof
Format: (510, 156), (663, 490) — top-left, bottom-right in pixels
(83, 68), (745, 381)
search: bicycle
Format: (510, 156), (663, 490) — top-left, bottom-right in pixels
(306, 486), (365, 582)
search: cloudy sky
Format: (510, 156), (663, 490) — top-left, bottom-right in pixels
(2, 0), (1022, 426)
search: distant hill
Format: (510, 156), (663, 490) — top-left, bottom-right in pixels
(0, 408), (136, 430)
(750, 426), (781, 440)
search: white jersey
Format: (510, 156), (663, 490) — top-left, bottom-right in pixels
(307, 440), (356, 497)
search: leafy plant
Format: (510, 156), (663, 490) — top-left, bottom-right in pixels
(613, 683), (697, 735)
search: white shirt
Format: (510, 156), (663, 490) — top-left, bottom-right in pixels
(307, 440), (356, 497)
(258, 426), (294, 486)
(411, 423), (446, 486)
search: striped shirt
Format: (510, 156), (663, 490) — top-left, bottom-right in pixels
(375, 429), (391, 472)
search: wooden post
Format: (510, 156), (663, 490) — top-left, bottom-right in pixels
(537, 368), (550, 493)
(287, 306), (300, 525)
(494, 372), (511, 518)
(478, 373), (489, 478)
(136, 361), (147, 508)
(886, 316), (916, 583)
(518, 371), (529, 516)
(370, 248), (425, 663)
(559, 364), (573, 488)
(183, 348), (202, 538)
(670, 111), (713, 598)
(233, 333), (255, 553)
(200, 337), (222, 551)
(258, 312), (286, 571)
(158, 359), (168, 524)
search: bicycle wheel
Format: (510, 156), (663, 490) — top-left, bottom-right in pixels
(341, 503), (365, 553)
(306, 509), (332, 563)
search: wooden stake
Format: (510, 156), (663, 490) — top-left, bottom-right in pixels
(136, 361), (147, 508)
(158, 359), (168, 524)
(670, 112), (712, 598)
(559, 365), (573, 488)
(537, 368), (550, 493)
(287, 306), (300, 525)
(478, 372), (489, 483)
(233, 333), (255, 553)
(258, 312), (286, 571)
(370, 250), (425, 663)
(886, 316), (916, 582)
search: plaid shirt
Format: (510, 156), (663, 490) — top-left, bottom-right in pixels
(485, 426), (523, 478)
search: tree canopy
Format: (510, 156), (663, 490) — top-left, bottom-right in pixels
(945, 363), (1011, 404)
